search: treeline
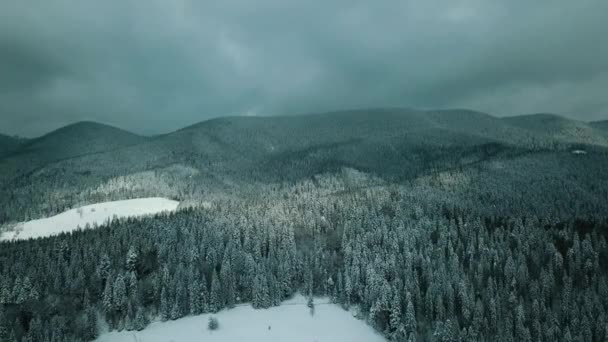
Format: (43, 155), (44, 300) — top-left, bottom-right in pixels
(1, 183), (607, 341)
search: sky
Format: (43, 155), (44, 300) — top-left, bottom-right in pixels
(1, 0), (607, 137)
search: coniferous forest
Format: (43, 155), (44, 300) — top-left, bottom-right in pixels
(1, 169), (608, 341)
(2, 0), (608, 340)
(1, 110), (608, 341)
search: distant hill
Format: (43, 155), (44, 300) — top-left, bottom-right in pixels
(590, 120), (608, 132)
(1, 108), (608, 223)
(3, 108), (607, 185)
(17, 121), (146, 158)
(0, 121), (146, 183)
(502, 113), (608, 147)
(0, 134), (25, 158)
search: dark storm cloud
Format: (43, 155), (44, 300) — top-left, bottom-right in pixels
(1, 0), (607, 137)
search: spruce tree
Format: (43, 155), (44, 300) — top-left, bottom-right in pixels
(209, 270), (222, 313)
(0, 307), (8, 340)
(160, 286), (170, 321)
(126, 246), (139, 273)
(133, 307), (148, 331)
(405, 292), (417, 336)
(389, 291), (403, 339)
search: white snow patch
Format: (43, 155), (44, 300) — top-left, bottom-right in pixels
(96, 295), (386, 342)
(0, 197), (179, 241)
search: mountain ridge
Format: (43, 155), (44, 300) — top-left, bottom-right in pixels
(0, 121), (148, 184)
(13, 108), (607, 139)
(1, 107), (608, 225)
(3, 108), (607, 180)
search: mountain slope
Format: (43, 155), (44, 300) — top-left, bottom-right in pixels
(591, 120), (608, 132)
(502, 113), (608, 147)
(1, 108), (608, 224)
(0, 134), (25, 158)
(16, 121), (146, 158)
(58, 108), (525, 182)
(0, 121), (147, 183)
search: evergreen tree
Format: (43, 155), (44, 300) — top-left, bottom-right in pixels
(126, 246), (139, 272)
(405, 292), (417, 336)
(253, 269), (270, 309)
(84, 305), (98, 340)
(170, 301), (181, 320)
(102, 274), (114, 314)
(113, 273), (128, 313)
(389, 291), (403, 338)
(189, 279), (203, 315)
(133, 307), (148, 331)
(0, 307), (8, 340)
(209, 270), (222, 313)
(160, 286), (170, 322)
(208, 316), (219, 331)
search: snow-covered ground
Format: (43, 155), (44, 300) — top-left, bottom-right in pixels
(0, 197), (179, 241)
(96, 296), (386, 342)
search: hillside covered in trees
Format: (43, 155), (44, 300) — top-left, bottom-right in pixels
(1, 109), (608, 341)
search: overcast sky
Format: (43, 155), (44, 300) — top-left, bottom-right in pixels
(1, 0), (607, 137)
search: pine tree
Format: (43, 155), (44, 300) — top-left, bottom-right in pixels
(133, 307), (148, 331)
(208, 316), (219, 331)
(125, 302), (135, 331)
(564, 326), (573, 342)
(201, 276), (209, 313)
(209, 270), (222, 313)
(102, 275), (114, 314)
(389, 291), (402, 334)
(126, 271), (138, 295)
(16, 276), (33, 304)
(113, 274), (127, 313)
(0, 280), (10, 304)
(28, 316), (43, 342)
(170, 301), (181, 320)
(126, 246), (139, 272)
(405, 292), (417, 336)
(220, 261), (236, 308)
(189, 279), (203, 315)
(0, 307), (8, 340)
(252, 269), (270, 309)
(160, 286), (170, 321)
(84, 305), (98, 340)
(98, 254), (111, 283)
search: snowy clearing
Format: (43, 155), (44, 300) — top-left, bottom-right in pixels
(0, 197), (179, 241)
(96, 295), (386, 342)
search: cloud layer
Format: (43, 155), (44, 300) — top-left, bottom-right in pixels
(1, 0), (607, 136)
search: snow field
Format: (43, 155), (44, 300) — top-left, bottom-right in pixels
(96, 295), (386, 342)
(0, 197), (179, 241)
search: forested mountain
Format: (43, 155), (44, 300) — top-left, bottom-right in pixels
(591, 120), (608, 132)
(16, 121), (146, 157)
(1, 108), (608, 342)
(0, 134), (25, 158)
(0, 122), (147, 185)
(502, 113), (608, 147)
(1, 172), (607, 342)
(1, 108), (607, 223)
